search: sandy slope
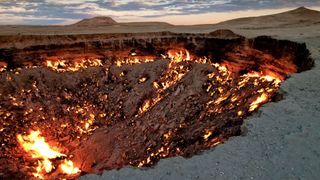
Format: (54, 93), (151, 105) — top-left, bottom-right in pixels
(1, 7), (320, 180)
(217, 7), (320, 28)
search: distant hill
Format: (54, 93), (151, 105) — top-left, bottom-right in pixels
(71, 16), (173, 27)
(217, 7), (320, 28)
(72, 16), (117, 26)
(119, 22), (173, 27)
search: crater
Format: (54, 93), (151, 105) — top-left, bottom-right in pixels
(0, 30), (314, 179)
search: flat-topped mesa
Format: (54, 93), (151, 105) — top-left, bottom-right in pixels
(72, 16), (117, 26)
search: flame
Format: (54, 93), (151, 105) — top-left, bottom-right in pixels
(78, 113), (97, 134)
(245, 72), (282, 85)
(113, 57), (154, 67)
(45, 59), (102, 72)
(137, 50), (193, 115)
(139, 99), (151, 114)
(0, 63), (7, 72)
(60, 160), (81, 174)
(166, 49), (192, 62)
(249, 93), (268, 112)
(8, 48), (291, 174)
(17, 130), (65, 159)
(17, 130), (80, 178)
(203, 131), (212, 141)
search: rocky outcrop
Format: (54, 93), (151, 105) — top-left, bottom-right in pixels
(0, 30), (314, 73)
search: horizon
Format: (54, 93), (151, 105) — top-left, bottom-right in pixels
(0, 1), (320, 25)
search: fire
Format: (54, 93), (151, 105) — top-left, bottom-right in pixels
(139, 99), (151, 114)
(3, 47), (293, 176)
(249, 93), (269, 112)
(114, 57), (154, 67)
(166, 49), (191, 62)
(17, 130), (80, 178)
(78, 113), (97, 134)
(60, 160), (81, 174)
(137, 50), (192, 115)
(0, 62), (7, 72)
(17, 130), (65, 159)
(245, 71), (282, 85)
(45, 58), (102, 72)
(203, 131), (212, 141)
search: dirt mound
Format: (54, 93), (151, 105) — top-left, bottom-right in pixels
(209, 29), (243, 38)
(72, 16), (117, 26)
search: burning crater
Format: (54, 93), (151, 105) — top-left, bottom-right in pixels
(0, 30), (314, 179)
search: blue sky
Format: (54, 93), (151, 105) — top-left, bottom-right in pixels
(0, 0), (320, 25)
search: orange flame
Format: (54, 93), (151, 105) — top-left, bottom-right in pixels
(45, 59), (102, 72)
(249, 93), (268, 112)
(17, 130), (80, 178)
(60, 160), (81, 174)
(17, 130), (65, 159)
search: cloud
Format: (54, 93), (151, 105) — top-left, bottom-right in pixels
(0, 13), (75, 25)
(67, 2), (183, 19)
(106, 0), (174, 7)
(45, 0), (98, 5)
(0, 6), (32, 13)
(0, 0), (320, 25)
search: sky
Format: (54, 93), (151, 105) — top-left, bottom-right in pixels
(0, 0), (320, 25)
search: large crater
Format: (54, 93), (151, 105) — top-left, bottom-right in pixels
(0, 30), (314, 179)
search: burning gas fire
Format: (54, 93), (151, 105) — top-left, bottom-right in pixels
(0, 62), (7, 72)
(45, 58), (102, 72)
(17, 130), (80, 179)
(0, 46), (297, 178)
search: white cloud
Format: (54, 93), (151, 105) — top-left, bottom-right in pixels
(67, 2), (183, 19)
(107, 0), (174, 7)
(45, 0), (98, 5)
(0, 13), (75, 25)
(0, 5), (35, 13)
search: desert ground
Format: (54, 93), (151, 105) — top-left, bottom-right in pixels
(1, 7), (320, 180)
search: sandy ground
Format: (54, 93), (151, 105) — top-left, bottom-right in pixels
(79, 13), (320, 180)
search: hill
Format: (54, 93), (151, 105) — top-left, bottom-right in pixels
(72, 16), (117, 26)
(217, 7), (320, 28)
